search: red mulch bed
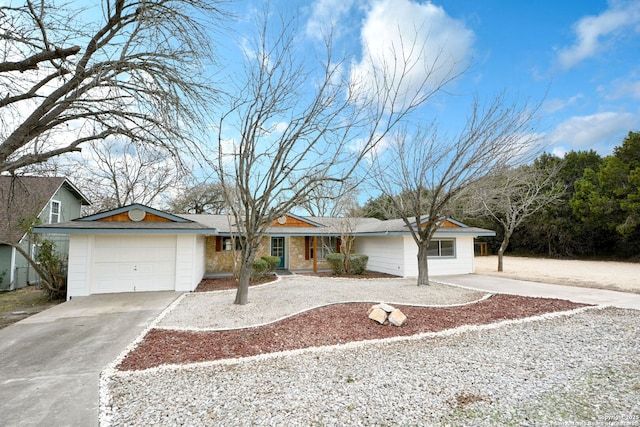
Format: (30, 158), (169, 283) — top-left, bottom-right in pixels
(117, 294), (588, 371)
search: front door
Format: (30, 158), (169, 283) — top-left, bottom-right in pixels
(271, 237), (285, 269)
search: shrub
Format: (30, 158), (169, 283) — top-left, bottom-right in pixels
(325, 253), (345, 275)
(35, 240), (67, 300)
(251, 257), (270, 280)
(261, 255), (280, 271)
(349, 254), (369, 275)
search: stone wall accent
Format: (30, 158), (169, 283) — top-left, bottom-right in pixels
(206, 235), (333, 274)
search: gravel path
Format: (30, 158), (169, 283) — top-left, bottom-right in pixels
(158, 276), (487, 330)
(101, 277), (640, 426)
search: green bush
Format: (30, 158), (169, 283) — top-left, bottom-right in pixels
(35, 240), (67, 300)
(261, 255), (280, 271)
(325, 253), (345, 275)
(349, 254), (369, 275)
(251, 257), (270, 280)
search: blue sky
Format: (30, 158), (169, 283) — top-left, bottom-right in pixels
(220, 0), (640, 157)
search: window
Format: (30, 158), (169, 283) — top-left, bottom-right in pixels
(50, 200), (61, 223)
(427, 239), (455, 257)
(308, 236), (339, 260)
(218, 236), (243, 251)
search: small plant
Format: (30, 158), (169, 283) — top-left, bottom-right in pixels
(260, 255), (280, 271)
(325, 253), (345, 275)
(251, 257), (270, 280)
(349, 254), (369, 275)
(35, 240), (67, 300)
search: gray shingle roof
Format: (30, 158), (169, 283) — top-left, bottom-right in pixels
(0, 176), (89, 244)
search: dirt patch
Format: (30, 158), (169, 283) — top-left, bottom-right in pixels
(0, 285), (61, 329)
(475, 256), (640, 294)
(118, 294), (587, 371)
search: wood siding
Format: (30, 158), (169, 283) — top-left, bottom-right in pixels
(97, 211), (172, 222)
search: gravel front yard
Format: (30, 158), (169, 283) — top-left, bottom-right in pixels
(100, 276), (640, 426)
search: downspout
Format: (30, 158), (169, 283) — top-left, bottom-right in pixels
(9, 247), (16, 291)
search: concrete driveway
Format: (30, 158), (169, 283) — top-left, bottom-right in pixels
(0, 291), (180, 427)
(437, 274), (640, 310)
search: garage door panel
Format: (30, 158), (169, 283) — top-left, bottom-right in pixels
(92, 235), (176, 294)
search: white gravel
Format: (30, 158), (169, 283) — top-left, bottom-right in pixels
(157, 276), (487, 330)
(101, 277), (640, 426)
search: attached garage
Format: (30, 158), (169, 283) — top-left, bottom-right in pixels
(35, 205), (216, 300)
(92, 235), (177, 293)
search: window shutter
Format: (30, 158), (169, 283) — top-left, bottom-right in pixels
(336, 237), (342, 253)
(305, 236), (310, 260)
(216, 236), (222, 252)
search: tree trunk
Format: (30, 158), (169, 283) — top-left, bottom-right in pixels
(416, 243), (430, 286)
(497, 236), (510, 272)
(234, 262), (251, 305)
(234, 246), (256, 305)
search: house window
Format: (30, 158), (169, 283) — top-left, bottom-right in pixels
(50, 200), (61, 223)
(219, 236), (242, 251)
(309, 236), (339, 260)
(427, 239), (455, 257)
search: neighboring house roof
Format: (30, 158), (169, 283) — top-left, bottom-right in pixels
(34, 203), (217, 235)
(0, 176), (91, 245)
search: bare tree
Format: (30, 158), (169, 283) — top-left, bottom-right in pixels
(370, 94), (542, 285)
(0, 0), (227, 173)
(465, 163), (564, 272)
(167, 179), (228, 214)
(214, 10), (463, 305)
(69, 139), (183, 213)
(299, 179), (360, 217)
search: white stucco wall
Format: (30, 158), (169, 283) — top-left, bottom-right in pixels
(175, 234), (207, 292)
(355, 234), (477, 277)
(354, 236), (407, 276)
(403, 235), (476, 276)
(67, 234), (92, 300)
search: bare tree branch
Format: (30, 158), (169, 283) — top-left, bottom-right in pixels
(370, 94), (543, 285)
(0, 0), (229, 173)
(213, 8), (462, 304)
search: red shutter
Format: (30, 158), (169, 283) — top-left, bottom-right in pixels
(336, 237), (342, 253)
(305, 236), (310, 260)
(216, 236), (222, 252)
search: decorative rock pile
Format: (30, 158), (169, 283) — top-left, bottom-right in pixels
(368, 303), (407, 327)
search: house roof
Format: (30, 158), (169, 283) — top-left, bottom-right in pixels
(179, 214), (495, 237)
(34, 204), (494, 238)
(34, 203), (217, 235)
(0, 176), (91, 244)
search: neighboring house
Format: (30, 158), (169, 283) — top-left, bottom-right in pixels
(35, 204), (494, 300)
(0, 176), (91, 290)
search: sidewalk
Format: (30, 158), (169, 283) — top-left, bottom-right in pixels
(436, 274), (640, 310)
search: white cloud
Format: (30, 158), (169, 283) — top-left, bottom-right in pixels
(607, 77), (640, 99)
(550, 111), (637, 150)
(557, 1), (640, 69)
(542, 94), (584, 114)
(349, 0), (474, 109)
(305, 0), (358, 40)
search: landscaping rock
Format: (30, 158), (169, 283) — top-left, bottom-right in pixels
(368, 304), (407, 327)
(388, 309), (407, 327)
(368, 307), (389, 324)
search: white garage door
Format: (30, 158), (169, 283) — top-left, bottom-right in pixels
(92, 235), (176, 293)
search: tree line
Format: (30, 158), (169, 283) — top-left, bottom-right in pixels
(362, 131), (640, 262)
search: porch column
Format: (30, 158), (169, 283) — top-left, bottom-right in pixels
(313, 236), (317, 273)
